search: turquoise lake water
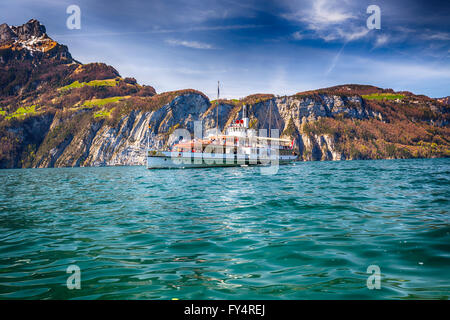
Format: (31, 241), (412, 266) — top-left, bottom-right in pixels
(0, 159), (449, 299)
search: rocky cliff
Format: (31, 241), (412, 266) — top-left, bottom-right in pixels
(0, 20), (449, 168)
(5, 87), (446, 168)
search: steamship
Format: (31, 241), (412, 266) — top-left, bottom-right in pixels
(146, 83), (298, 169)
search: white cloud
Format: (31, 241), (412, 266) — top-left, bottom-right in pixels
(375, 34), (389, 47)
(165, 39), (214, 49)
(283, 0), (368, 43)
(292, 31), (304, 40)
(336, 27), (369, 42)
(307, 0), (354, 25)
(427, 32), (450, 41)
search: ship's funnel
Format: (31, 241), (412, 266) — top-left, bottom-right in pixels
(242, 104), (249, 128)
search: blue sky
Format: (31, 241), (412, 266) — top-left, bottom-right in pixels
(1, 0), (449, 98)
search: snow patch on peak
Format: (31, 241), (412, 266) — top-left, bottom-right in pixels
(14, 34), (57, 53)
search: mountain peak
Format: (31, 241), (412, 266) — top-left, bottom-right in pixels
(10, 19), (46, 41)
(0, 23), (17, 43)
(0, 19), (47, 44)
(0, 19), (156, 99)
(0, 19), (73, 63)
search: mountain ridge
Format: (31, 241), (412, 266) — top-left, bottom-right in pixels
(0, 19), (448, 168)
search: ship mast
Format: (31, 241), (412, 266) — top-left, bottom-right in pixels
(216, 81), (219, 138)
(268, 100), (272, 138)
(147, 124), (151, 149)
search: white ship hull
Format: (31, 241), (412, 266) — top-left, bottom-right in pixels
(147, 151), (297, 169)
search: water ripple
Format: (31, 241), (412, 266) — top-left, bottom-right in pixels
(0, 159), (449, 299)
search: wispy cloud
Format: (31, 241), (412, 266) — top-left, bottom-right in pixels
(335, 27), (369, 42)
(325, 43), (347, 75)
(304, 0), (355, 25)
(285, 0), (368, 43)
(292, 31), (304, 40)
(375, 34), (389, 47)
(426, 32), (450, 41)
(52, 24), (265, 38)
(165, 39), (214, 49)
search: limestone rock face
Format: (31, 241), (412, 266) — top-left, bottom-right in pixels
(274, 94), (381, 124)
(32, 93), (212, 167)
